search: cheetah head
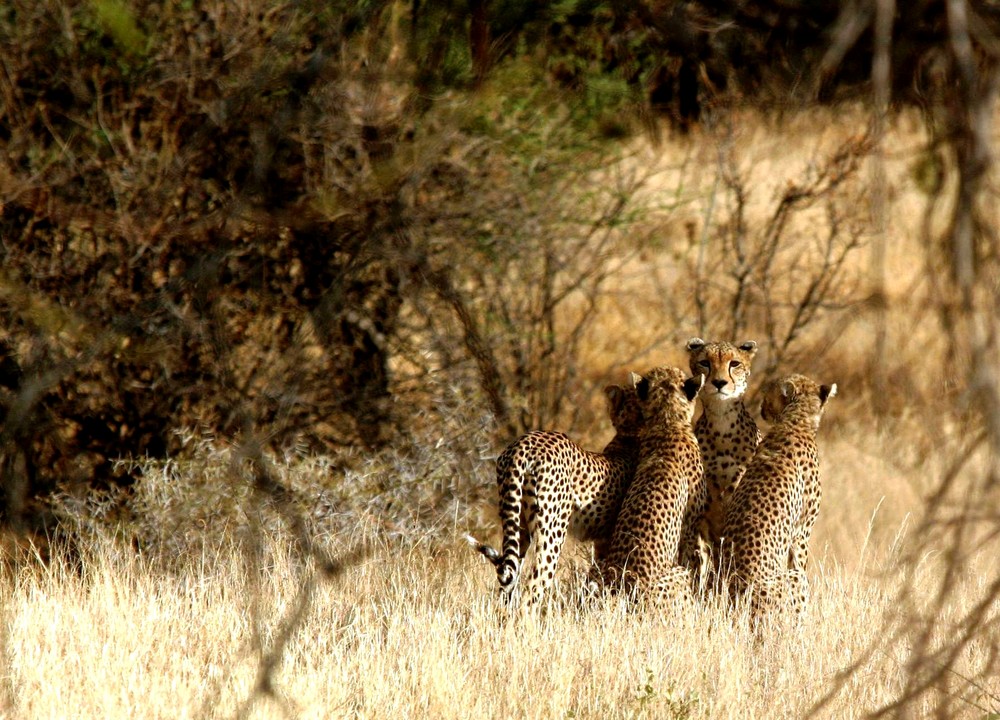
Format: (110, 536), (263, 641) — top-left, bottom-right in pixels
(685, 338), (758, 404)
(760, 373), (837, 423)
(628, 366), (704, 424)
(604, 383), (643, 437)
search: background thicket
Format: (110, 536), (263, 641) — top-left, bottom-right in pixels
(2, 0), (996, 520)
(2, 1), (1000, 718)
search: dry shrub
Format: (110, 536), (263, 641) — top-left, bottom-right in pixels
(682, 122), (872, 382)
(0, 1), (680, 527)
(52, 407), (496, 562)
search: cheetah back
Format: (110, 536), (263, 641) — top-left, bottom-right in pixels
(487, 384), (641, 608)
(721, 373), (835, 618)
(597, 367), (704, 605)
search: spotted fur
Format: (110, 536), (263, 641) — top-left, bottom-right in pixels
(593, 367), (705, 606)
(686, 338), (761, 576)
(720, 373), (836, 620)
(470, 383), (642, 608)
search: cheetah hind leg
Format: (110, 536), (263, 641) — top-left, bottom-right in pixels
(784, 568), (809, 619)
(752, 570), (809, 618)
(522, 509), (571, 610)
(651, 566), (695, 613)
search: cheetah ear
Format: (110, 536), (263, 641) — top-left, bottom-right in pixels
(604, 384), (623, 411)
(780, 379), (796, 400)
(819, 383), (837, 405)
(686, 337), (706, 352)
(739, 340), (758, 355)
(634, 375), (651, 402)
(683, 374), (705, 401)
(627, 371), (643, 389)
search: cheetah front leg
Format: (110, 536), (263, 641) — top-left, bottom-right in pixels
(789, 531), (809, 574)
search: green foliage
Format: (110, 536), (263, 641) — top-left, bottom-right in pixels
(405, 0), (639, 136)
(91, 0), (146, 55)
(635, 667), (657, 706)
(631, 668), (700, 719)
(911, 149), (946, 197)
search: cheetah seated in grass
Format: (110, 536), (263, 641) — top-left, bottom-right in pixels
(720, 373), (836, 621)
(468, 382), (643, 608)
(685, 338), (761, 580)
(591, 367), (705, 607)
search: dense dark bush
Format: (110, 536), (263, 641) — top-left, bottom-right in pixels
(0, 1), (650, 526)
(0, 2), (429, 519)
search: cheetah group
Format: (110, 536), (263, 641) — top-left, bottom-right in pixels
(469, 337), (836, 626)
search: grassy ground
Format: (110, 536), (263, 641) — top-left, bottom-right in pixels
(2, 518), (996, 720)
(5, 415), (999, 719)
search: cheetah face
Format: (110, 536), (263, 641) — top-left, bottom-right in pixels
(760, 373), (837, 422)
(685, 338), (757, 403)
(629, 366), (704, 423)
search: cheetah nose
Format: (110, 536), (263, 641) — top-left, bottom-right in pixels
(712, 379), (728, 390)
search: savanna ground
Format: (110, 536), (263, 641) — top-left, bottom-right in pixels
(3, 103), (1000, 719)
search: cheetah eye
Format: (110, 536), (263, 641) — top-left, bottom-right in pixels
(698, 360), (711, 369)
(730, 360), (742, 369)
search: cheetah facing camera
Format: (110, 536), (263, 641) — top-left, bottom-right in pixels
(468, 382), (643, 609)
(593, 367), (705, 607)
(685, 338), (761, 564)
(720, 373), (836, 622)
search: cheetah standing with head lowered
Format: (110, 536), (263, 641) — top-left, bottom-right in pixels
(468, 383), (643, 608)
(593, 367), (705, 605)
(685, 338), (761, 574)
(720, 373), (836, 620)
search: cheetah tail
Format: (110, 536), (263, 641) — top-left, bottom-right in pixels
(464, 534), (502, 567)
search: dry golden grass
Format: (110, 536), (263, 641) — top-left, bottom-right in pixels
(2, 513), (996, 720)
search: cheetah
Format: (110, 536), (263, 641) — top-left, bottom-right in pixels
(592, 367), (705, 606)
(685, 338), (761, 573)
(468, 382), (643, 608)
(719, 373), (836, 620)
